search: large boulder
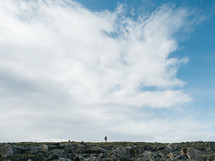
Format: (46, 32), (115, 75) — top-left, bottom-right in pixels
(42, 144), (49, 150)
(111, 147), (130, 161)
(166, 143), (177, 152)
(181, 148), (205, 161)
(137, 150), (154, 161)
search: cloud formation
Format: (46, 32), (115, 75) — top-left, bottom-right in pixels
(0, 0), (202, 142)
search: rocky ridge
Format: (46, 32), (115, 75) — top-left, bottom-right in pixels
(1, 141), (215, 161)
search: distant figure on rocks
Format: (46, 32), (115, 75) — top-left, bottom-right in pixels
(104, 136), (107, 142)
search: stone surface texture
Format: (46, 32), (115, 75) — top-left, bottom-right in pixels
(0, 141), (215, 161)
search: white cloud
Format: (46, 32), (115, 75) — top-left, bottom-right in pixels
(0, 0), (208, 142)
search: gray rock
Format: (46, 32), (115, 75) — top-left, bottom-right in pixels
(59, 158), (73, 161)
(125, 146), (133, 150)
(85, 156), (101, 161)
(1, 141), (215, 161)
(0, 144), (13, 157)
(175, 153), (187, 160)
(73, 155), (85, 161)
(154, 145), (165, 151)
(166, 143), (177, 152)
(167, 152), (174, 160)
(48, 151), (62, 160)
(86, 147), (106, 154)
(101, 158), (112, 161)
(186, 148), (204, 161)
(136, 158), (144, 161)
(111, 147), (130, 161)
(41, 144), (49, 151)
(141, 150), (152, 159)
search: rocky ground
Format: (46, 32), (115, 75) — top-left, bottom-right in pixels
(1, 141), (215, 161)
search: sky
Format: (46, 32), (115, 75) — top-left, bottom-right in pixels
(0, 0), (215, 143)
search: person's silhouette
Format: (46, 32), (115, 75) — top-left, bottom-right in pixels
(104, 136), (107, 142)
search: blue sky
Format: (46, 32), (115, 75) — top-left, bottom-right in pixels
(0, 0), (215, 142)
(77, 0), (215, 137)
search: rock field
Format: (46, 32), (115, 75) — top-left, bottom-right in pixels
(1, 141), (215, 161)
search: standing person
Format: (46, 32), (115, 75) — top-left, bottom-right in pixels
(104, 136), (107, 142)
